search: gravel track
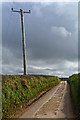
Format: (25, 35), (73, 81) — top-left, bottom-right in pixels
(34, 81), (75, 118)
(20, 81), (75, 118)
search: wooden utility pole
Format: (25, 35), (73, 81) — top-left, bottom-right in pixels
(11, 8), (31, 75)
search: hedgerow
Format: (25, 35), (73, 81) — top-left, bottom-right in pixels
(67, 73), (80, 114)
(2, 75), (60, 118)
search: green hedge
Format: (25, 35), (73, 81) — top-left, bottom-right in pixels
(2, 75), (60, 118)
(67, 73), (80, 113)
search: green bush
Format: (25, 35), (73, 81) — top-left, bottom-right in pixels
(67, 73), (80, 113)
(2, 75), (60, 118)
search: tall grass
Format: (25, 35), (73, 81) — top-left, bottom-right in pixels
(2, 75), (60, 118)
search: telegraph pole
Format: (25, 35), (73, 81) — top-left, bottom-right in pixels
(11, 8), (31, 75)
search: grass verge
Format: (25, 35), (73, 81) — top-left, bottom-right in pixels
(2, 75), (60, 118)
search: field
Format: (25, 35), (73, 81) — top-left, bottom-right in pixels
(2, 75), (60, 118)
(67, 73), (80, 114)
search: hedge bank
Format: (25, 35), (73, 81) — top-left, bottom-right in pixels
(2, 75), (60, 118)
(67, 73), (80, 114)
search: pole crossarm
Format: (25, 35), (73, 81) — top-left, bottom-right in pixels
(11, 8), (31, 75)
(11, 8), (31, 14)
(23, 10), (31, 13)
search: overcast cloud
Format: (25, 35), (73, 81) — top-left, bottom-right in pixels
(1, 0), (79, 2)
(2, 2), (78, 77)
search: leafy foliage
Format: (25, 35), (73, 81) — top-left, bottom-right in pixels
(2, 75), (60, 118)
(67, 73), (80, 113)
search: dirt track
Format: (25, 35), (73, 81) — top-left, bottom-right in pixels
(20, 81), (75, 118)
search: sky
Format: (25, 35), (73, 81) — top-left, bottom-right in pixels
(1, 0), (79, 2)
(1, 1), (79, 77)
